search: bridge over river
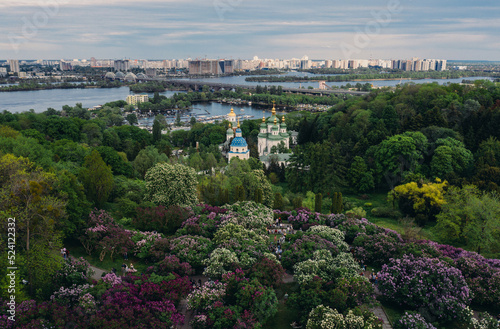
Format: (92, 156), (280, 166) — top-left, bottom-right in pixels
(147, 78), (369, 96)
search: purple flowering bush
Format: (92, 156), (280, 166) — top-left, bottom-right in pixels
(177, 213), (219, 238)
(1, 272), (191, 329)
(287, 208), (326, 230)
(425, 241), (500, 310)
(352, 232), (404, 267)
(149, 255), (194, 277)
(248, 256), (286, 288)
(394, 311), (437, 329)
(378, 254), (471, 323)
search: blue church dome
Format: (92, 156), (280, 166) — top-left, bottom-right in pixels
(231, 136), (248, 147)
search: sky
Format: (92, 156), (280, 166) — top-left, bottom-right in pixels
(0, 0), (499, 60)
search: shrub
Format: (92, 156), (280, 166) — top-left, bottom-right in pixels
(370, 206), (402, 218)
(395, 311), (437, 329)
(378, 254), (471, 323)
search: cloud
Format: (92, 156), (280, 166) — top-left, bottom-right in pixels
(0, 0), (498, 60)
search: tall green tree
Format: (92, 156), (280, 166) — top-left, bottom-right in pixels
(436, 185), (500, 254)
(152, 119), (162, 143)
(314, 193), (323, 213)
(79, 150), (114, 207)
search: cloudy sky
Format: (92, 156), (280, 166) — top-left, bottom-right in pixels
(0, 0), (498, 60)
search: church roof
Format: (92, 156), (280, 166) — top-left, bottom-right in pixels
(228, 107), (236, 117)
(230, 137), (248, 148)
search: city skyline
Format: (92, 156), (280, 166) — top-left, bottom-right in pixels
(0, 0), (499, 60)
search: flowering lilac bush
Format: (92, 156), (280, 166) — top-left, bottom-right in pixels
(248, 256), (286, 288)
(294, 250), (362, 284)
(287, 208), (326, 230)
(378, 254), (471, 323)
(79, 209), (134, 261)
(129, 230), (164, 259)
(352, 232), (404, 267)
(177, 213), (219, 238)
(50, 283), (93, 306)
(203, 248), (240, 278)
(187, 280), (227, 311)
(101, 272), (122, 286)
(305, 225), (349, 252)
(221, 201), (274, 231)
(394, 312), (437, 329)
(169, 235), (214, 270)
(150, 255), (194, 277)
(53, 257), (94, 288)
(281, 233), (342, 270)
(213, 223), (270, 267)
(306, 305), (382, 329)
(425, 241), (500, 309)
(1, 271), (191, 329)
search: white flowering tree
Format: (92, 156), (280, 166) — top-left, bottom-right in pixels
(294, 250), (362, 284)
(306, 305), (376, 329)
(306, 226), (349, 252)
(221, 201), (274, 230)
(202, 248), (239, 279)
(144, 163), (198, 208)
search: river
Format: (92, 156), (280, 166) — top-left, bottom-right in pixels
(0, 74), (494, 118)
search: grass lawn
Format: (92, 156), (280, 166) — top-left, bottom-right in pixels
(65, 239), (150, 274)
(262, 282), (300, 329)
(343, 191), (437, 240)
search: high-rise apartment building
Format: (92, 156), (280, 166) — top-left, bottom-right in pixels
(114, 60), (130, 71)
(8, 60), (20, 73)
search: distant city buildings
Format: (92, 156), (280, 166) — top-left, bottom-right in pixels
(0, 56), (449, 78)
(188, 59), (234, 75)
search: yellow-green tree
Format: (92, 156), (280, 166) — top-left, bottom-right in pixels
(0, 154), (65, 296)
(389, 179), (447, 225)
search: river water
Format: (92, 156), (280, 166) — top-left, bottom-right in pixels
(0, 74), (494, 119)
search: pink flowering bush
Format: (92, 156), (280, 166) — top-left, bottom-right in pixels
(129, 230), (164, 259)
(50, 283), (93, 306)
(1, 272), (191, 329)
(378, 254), (471, 323)
(79, 209), (134, 260)
(187, 280), (227, 311)
(101, 272), (122, 286)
